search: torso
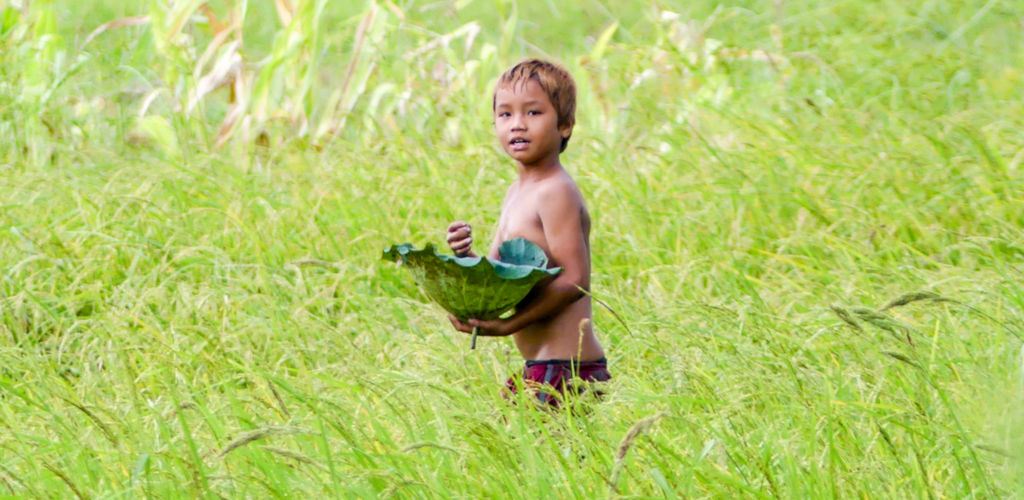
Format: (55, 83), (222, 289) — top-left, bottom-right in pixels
(493, 171), (605, 362)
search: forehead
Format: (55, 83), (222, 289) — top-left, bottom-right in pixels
(494, 79), (552, 107)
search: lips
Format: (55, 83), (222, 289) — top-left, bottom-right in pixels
(509, 137), (530, 151)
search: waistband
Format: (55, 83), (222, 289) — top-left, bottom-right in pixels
(525, 357), (607, 368)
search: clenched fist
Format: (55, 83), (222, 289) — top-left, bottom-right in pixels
(446, 221), (474, 257)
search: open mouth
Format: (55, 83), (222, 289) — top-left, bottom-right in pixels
(509, 138), (530, 150)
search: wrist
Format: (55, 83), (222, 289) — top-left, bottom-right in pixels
(500, 316), (523, 336)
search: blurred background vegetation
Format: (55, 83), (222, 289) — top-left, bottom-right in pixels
(1, 0), (1022, 497)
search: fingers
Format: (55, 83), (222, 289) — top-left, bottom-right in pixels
(446, 221), (473, 256)
(450, 238), (472, 255)
(448, 314), (473, 333)
(447, 222), (472, 240)
(449, 315), (509, 336)
(447, 221), (470, 233)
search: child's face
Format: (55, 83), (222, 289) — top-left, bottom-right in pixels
(493, 79), (572, 166)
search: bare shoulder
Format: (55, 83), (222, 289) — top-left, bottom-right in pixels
(536, 171), (586, 209)
(504, 179), (520, 198)
(536, 170), (591, 241)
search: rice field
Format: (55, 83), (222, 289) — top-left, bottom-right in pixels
(1, 0), (1023, 497)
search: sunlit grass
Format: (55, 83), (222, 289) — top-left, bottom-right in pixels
(1, 0), (1023, 497)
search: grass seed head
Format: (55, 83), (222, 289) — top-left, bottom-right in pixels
(881, 291), (944, 311)
(218, 426), (312, 458)
(830, 304), (863, 332)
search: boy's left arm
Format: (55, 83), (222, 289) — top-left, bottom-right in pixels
(452, 184), (589, 336)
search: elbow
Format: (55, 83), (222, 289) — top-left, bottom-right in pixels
(572, 287), (588, 302)
(564, 275), (589, 300)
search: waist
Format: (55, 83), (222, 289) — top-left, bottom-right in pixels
(525, 357), (607, 368)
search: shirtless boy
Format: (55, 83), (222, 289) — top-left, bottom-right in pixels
(446, 59), (609, 406)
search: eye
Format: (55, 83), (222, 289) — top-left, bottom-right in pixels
(497, 111), (510, 117)
(528, 110), (541, 116)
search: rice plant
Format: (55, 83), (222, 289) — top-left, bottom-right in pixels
(1, 0), (1022, 497)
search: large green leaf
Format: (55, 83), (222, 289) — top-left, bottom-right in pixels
(382, 237), (560, 321)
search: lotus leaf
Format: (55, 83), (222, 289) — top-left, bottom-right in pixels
(382, 237), (561, 322)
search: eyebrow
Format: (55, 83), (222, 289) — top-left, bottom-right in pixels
(495, 100), (543, 107)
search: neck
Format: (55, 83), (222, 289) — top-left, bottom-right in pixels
(515, 154), (563, 181)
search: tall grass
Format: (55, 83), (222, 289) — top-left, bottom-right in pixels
(1, 0), (1023, 497)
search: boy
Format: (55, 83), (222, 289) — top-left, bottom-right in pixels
(446, 59), (609, 407)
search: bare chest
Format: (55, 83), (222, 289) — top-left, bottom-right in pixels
(496, 191), (547, 254)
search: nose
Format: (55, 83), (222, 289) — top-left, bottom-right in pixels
(511, 113), (526, 131)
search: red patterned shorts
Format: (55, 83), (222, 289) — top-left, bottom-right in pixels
(505, 357), (611, 407)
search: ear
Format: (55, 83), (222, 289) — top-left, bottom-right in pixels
(559, 122), (574, 139)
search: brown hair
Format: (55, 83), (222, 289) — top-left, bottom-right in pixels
(493, 59), (577, 152)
